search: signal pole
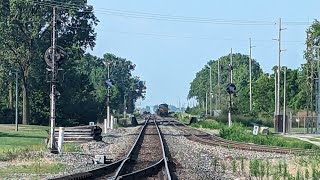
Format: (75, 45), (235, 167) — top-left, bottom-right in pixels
(49, 7), (57, 151)
(106, 62), (110, 133)
(230, 48), (233, 83)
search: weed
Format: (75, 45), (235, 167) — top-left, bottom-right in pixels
(305, 169), (310, 180)
(266, 159), (270, 178)
(232, 159), (237, 174)
(221, 161), (226, 174)
(260, 160), (265, 179)
(240, 157), (244, 174)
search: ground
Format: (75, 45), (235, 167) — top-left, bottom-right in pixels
(1, 122), (320, 180)
(0, 123), (141, 180)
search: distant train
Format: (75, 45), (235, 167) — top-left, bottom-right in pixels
(156, 103), (169, 117)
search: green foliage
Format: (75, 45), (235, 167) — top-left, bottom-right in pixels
(221, 161), (226, 173)
(214, 114), (273, 127)
(220, 123), (319, 149)
(266, 159), (270, 177)
(0, 161), (65, 177)
(185, 106), (203, 115)
(188, 53), (263, 114)
(240, 157), (244, 173)
(191, 119), (224, 129)
(249, 159), (260, 177)
(188, 50), (311, 117)
(0, 124), (48, 160)
(232, 160), (237, 173)
(0, 1), (147, 126)
(305, 169), (310, 180)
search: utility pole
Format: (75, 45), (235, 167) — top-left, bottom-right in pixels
(49, 7), (57, 151)
(8, 71), (13, 109)
(15, 72), (18, 131)
(217, 58), (221, 110)
(228, 48), (233, 127)
(317, 47), (320, 132)
(123, 94), (126, 119)
(205, 91), (208, 115)
(276, 18), (286, 117)
(249, 38), (255, 111)
(209, 66), (212, 116)
(277, 18), (281, 117)
(283, 66), (287, 134)
(274, 70), (277, 125)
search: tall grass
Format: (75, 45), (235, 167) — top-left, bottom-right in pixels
(219, 123), (320, 149)
(191, 119), (224, 129)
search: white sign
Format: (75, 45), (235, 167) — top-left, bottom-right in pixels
(296, 119), (300, 122)
(253, 125), (259, 135)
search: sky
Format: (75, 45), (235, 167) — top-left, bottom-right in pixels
(87, 0), (320, 108)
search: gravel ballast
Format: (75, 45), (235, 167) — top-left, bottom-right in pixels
(159, 124), (293, 180)
(2, 126), (141, 180)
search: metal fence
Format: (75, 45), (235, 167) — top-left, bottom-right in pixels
(289, 116), (318, 134)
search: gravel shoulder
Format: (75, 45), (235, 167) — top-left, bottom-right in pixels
(160, 124), (294, 180)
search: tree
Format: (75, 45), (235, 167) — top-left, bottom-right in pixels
(0, 0), (98, 124)
(188, 53), (263, 115)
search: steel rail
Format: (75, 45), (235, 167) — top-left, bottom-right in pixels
(49, 116), (151, 180)
(169, 119), (316, 154)
(155, 119), (172, 180)
(114, 118), (171, 180)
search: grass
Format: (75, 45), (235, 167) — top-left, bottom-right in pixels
(175, 113), (191, 124)
(191, 119), (224, 129)
(0, 161), (66, 177)
(0, 124), (48, 161)
(0, 124), (82, 161)
(64, 142), (82, 152)
(190, 120), (320, 150)
(220, 123), (320, 150)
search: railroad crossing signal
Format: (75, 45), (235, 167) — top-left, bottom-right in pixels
(226, 83), (236, 94)
(105, 79), (114, 88)
(44, 46), (67, 68)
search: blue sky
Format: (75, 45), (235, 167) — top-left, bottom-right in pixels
(87, 0), (320, 107)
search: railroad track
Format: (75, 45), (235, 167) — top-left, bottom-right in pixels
(165, 118), (315, 154)
(50, 116), (172, 180)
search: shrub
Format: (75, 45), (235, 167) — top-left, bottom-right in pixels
(191, 119), (224, 129)
(219, 123), (319, 150)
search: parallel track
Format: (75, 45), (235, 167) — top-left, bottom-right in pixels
(49, 116), (172, 180)
(167, 118), (315, 154)
(114, 118), (171, 180)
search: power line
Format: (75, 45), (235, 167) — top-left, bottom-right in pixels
(62, 25), (305, 44)
(30, 1), (275, 26)
(32, 1), (315, 26)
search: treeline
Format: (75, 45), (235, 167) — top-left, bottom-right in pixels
(0, 0), (145, 126)
(188, 20), (320, 118)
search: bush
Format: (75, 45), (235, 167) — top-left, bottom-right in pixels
(219, 123), (319, 150)
(191, 119), (224, 129)
(214, 115), (273, 127)
(0, 108), (15, 124)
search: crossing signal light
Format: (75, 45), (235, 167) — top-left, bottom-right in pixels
(226, 83), (236, 94)
(105, 79), (114, 88)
